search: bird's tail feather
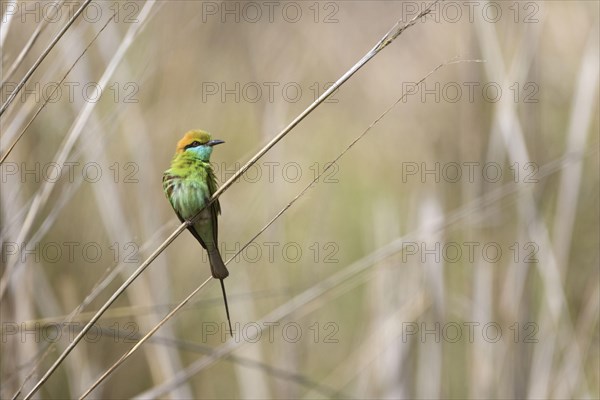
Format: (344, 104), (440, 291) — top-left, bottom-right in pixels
(208, 246), (232, 336)
(220, 279), (233, 337)
(208, 246), (229, 279)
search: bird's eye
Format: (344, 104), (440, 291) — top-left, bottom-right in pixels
(184, 141), (202, 151)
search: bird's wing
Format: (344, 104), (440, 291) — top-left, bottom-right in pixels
(207, 167), (221, 243)
(179, 213), (210, 250)
(163, 171), (209, 250)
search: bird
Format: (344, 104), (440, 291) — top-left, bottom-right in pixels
(163, 129), (232, 335)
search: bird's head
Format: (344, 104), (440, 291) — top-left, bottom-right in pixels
(176, 129), (224, 161)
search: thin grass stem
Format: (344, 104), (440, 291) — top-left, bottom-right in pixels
(0, 11), (117, 164)
(0, 0), (92, 116)
(0, 0), (64, 89)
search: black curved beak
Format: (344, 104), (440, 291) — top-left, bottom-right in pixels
(207, 139), (225, 147)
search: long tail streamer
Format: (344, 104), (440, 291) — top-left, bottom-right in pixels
(219, 279), (233, 337)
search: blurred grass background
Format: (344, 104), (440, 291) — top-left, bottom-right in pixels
(1, 0), (599, 398)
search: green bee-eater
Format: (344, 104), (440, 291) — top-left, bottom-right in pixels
(163, 129), (232, 334)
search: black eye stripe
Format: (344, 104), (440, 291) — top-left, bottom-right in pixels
(184, 141), (202, 150)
